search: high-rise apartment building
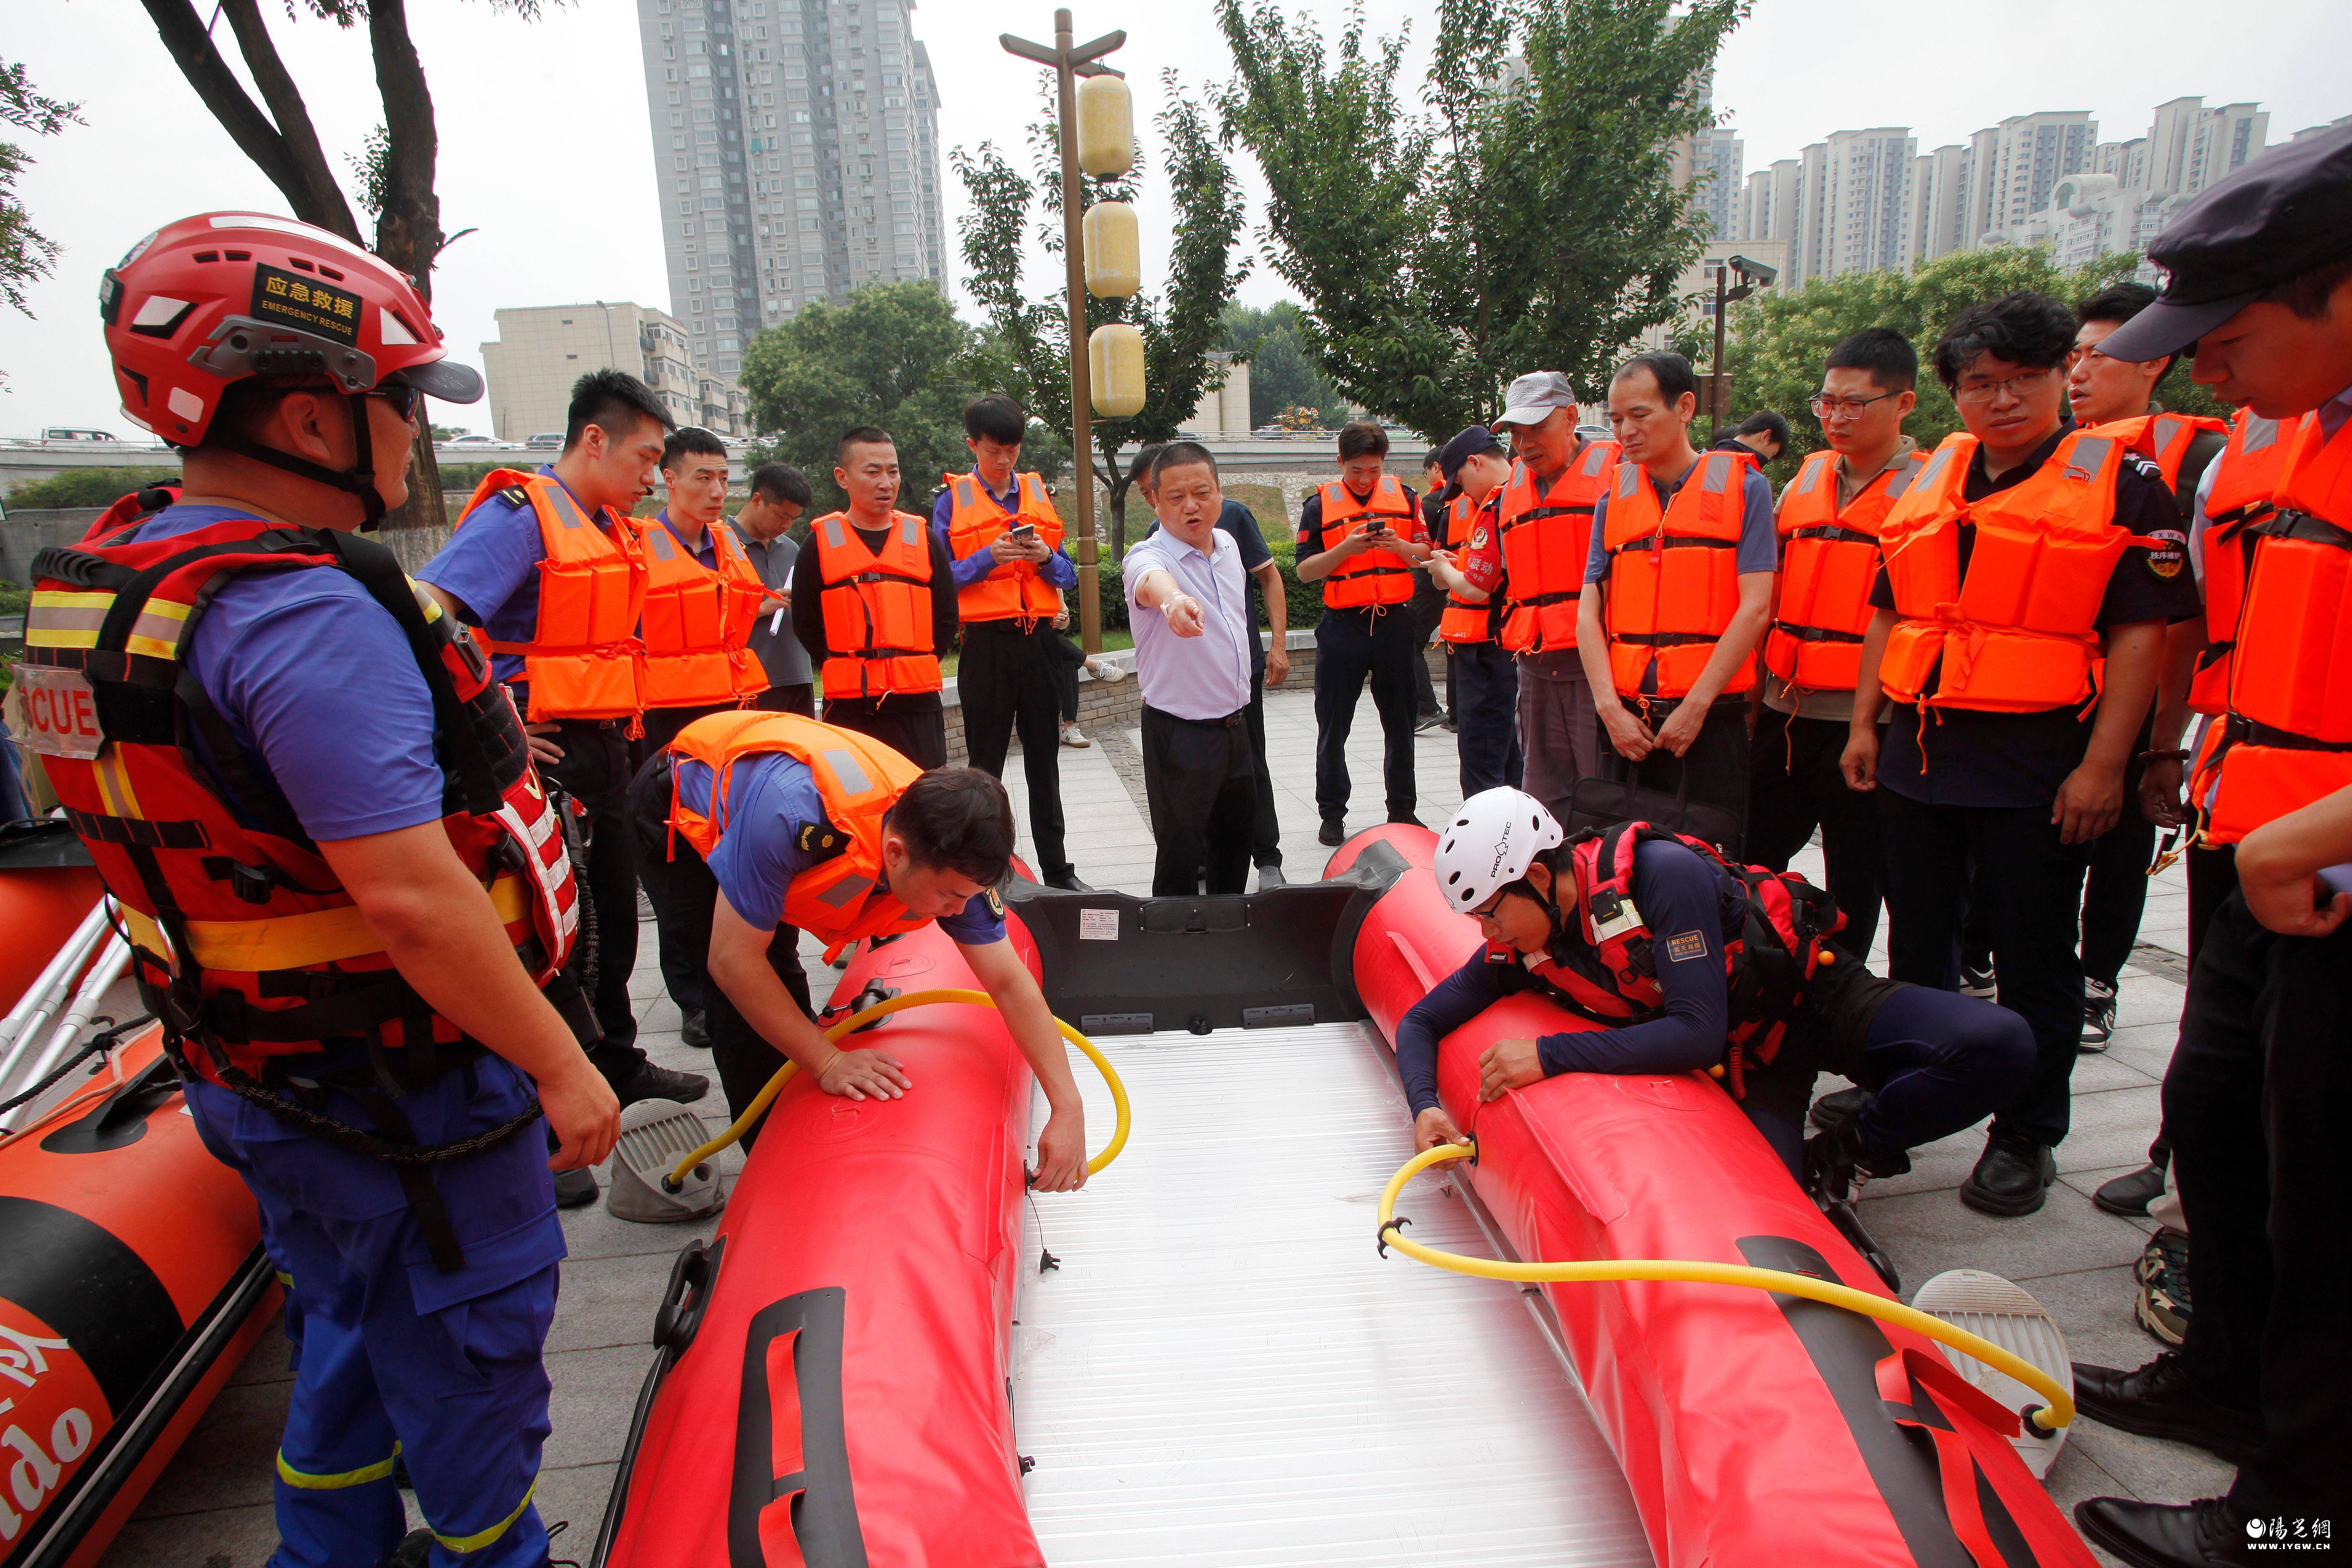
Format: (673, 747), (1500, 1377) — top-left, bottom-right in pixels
(1810, 128), (1918, 279)
(634, 0), (947, 379)
(480, 303), (751, 444)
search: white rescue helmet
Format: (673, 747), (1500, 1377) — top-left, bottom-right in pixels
(1433, 788), (1565, 913)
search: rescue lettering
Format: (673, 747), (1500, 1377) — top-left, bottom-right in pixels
(14, 666), (103, 761)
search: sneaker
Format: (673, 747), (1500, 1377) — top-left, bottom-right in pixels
(2136, 1228), (2192, 1346)
(681, 1008), (710, 1050)
(1959, 1129), (2056, 1217)
(1318, 818), (1346, 847)
(1084, 656), (1126, 683)
(1060, 722), (1091, 748)
(552, 1167), (599, 1209)
(1415, 711), (1443, 733)
(2080, 979), (2117, 1051)
(613, 1059), (710, 1108)
(1960, 958), (1996, 998)
(1808, 1085), (1871, 1134)
(2072, 1350), (2262, 1463)
(2096, 1158), (2169, 1217)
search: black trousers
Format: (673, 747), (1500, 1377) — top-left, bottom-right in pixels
(1450, 642), (1522, 796)
(639, 700), (733, 754)
(1595, 696), (1751, 856)
(542, 718), (644, 1086)
(1245, 663), (1281, 869)
(1043, 631), (1084, 725)
(817, 696), (947, 769)
(957, 621), (1072, 880)
(1876, 789), (2091, 1146)
(1314, 609), (1419, 822)
(2164, 891), (2350, 1519)
(1748, 707), (1882, 959)
(1140, 704), (1256, 896)
(2080, 799), (2158, 990)
(754, 683), (815, 717)
(1408, 585), (1446, 717)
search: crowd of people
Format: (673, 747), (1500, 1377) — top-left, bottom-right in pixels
(5, 119), (2343, 1568)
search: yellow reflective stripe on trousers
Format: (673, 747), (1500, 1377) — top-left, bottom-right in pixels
(432, 1479), (535, 1555)
(276, 1442), (400, 1489)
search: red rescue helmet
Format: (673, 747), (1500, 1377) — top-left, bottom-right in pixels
(98, 212), (482, 518)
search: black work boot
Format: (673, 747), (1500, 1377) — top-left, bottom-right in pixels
(1960, 1129), (2056, 1216)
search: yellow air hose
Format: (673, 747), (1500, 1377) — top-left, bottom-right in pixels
(1378, 1141), (2073, 1432)
(665, 988), (1131, 1189)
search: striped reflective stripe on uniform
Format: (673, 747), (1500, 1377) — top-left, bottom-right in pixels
(431, 1478), (536, 1555)
(27, 590), (192, 658)
(277, 1442), (400, 1490)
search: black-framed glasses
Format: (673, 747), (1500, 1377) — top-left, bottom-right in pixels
(1953, 367), (2061, 406)
(1808, 390), (1901, 420)
(371, 381), (422, 423)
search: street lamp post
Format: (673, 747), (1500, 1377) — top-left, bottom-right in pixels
(1001, 10), (1126, 656)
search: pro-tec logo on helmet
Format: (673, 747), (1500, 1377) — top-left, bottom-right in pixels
(251, 265), (361, 346)
(1488, 819), (1513, 881)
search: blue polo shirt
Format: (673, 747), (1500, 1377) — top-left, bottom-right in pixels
(130, 505), (446, 841)
(416, 465), (618, 683)
(673, 751), (1006, 942)
(930, 474), (1079, 591)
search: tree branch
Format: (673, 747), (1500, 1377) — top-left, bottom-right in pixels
(217, 0), (361, 242)
(367, 0), (443, 292)
(136, 0), (347, 235)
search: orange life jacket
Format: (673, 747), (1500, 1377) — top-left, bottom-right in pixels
(2096, 411), (2231, 495)
(2189, 411), (2302, 717)
(1499, 440), (1620, 654)
(1599, 448), (1759, 701)
(20, 515), (579, 1086)
(1438, 493), (1500, 646)
(632, 512), (768, 711)
(2193, 412), (2352, 844)
(665, 709), (933, 961)
(1764, 448), (1927, 694)
(1875, 428), (2137, 714)
(454, 469), (648, 724)
(810, 509), (942, 702)
(943, 470), (1065, 625)
(1317, 476), (1418, 610)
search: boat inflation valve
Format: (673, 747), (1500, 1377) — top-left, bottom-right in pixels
(1911, 1269), (2074, 1477)
(607, 1099), (724, 1223)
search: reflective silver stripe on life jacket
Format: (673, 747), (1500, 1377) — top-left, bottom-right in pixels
(545, 485), (591, 531)
(1615, 463), (1640, 500)
(820, 513), (847, 549)
(898, 513), (923, 548)
(1582, 441), (1614, 476)
(816, 872), (873, 909)
(1788, 453), (1828, 497)
(820, 747), (873, 797)
(1882, 452), (1927, 500)
(2238, 415), (2282, 455)
(1700, 452), (1736, 494)
(2062, 435), (2116, 487)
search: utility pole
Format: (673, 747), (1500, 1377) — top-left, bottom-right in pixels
(1001, 10), (1126, 655)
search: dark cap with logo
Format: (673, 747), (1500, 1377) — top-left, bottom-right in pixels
(1436, 425), (1504, 484)
(2100, 121), (2352, 364)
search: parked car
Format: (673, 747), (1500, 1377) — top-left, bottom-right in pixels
(1577, 424), (1614, 444)
(524, 433), (565, 450)
(41, 427), (122, 442)
(444, 433), (501, 446)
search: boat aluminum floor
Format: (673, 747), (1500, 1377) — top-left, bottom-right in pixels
(1012, 1021), (1656, 1567)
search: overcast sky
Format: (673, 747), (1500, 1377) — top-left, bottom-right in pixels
(6, 0), (2347, 437)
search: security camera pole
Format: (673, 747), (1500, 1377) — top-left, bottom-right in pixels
(1707, 253), (1776, 429)
(1001, 10), (1125, 655)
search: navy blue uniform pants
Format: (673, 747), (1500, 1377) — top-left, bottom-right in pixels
(1449, 642), (1522, 796)
(1313, 609), (1418, 823)
(1876, 789), (2092, 1147)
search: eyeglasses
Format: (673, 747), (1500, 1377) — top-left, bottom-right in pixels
(370, 382), (421, 423)
(1808, 391), (1901, 420)
(1952, 367), (2060, 406)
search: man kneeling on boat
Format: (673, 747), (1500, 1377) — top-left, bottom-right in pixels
(1400, 788), (2032, 1193)
(629, 709), (1088, 1188)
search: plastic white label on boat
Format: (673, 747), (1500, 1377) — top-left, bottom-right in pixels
(1078, 908), (1119, 941)
(15, 666), (104, 761)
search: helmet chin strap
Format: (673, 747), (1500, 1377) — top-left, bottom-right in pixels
(212, 391), (390, 527)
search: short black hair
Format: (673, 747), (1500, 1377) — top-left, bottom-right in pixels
(1149, 441), (1219, 486)
(565, 369), (673, 452)
(836, 425), (895, 469)
(1337, 420), (1390, 462)
(963, 394), (1027, 446)
(749, 462), (812, 508)
(1931, 291), (2076, 389)
(1127, 443), (1166, 492)
(1732, 410), (1790, 451)
(886, 767), (1015, 884)
(2256, 254), (2352, 320)
(2075, 282), (2178, 379)
(1824, 327), (1918, 392)
(1612, 351), (1699, 407)
(661, 425), (728, 472)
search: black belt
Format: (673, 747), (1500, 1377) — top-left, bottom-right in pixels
(1769, 622), (1865, 645)
(1146, 704), (1247, 730)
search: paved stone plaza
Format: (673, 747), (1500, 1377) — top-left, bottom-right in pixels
(105, 680), (2219, 1568)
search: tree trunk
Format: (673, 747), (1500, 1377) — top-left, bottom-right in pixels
(367, 0), (449, 533)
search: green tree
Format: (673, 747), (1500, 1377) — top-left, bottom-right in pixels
(1212, 0), (1744, 440)
(954, 72), (1251, 553)
(5, 466), (183, 510)
(738, 280), (1001, 516)
(1723, 248), (2233, 481)
(1, 62), (83, 348)
(1220, 301), (1347, 428)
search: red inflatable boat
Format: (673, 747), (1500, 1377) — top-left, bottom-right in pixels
(1337, 824), (2092, 1568)
(600, 921), (1046, 1568)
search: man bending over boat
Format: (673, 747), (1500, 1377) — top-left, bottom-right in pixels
(628, 709), (1088, 1188)
(1399, 788), (2032, 1192)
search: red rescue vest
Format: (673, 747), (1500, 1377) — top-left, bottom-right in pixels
(454, 469), (648, 723)
(1438, 493), (1501, 646)
(1764, 449), (1926, 694)
(2194, 413), (2352, 844)
(1499, 441), (1620, 654)
(633, 512), (769, 711)
(1317, 476), (1418, 610)
(1600, 449), (1758, 701)
(810, 509), (942, 702)
(21, 515), (579, 1085)
(943, 471), (1065, 625)
(665, 710), (934, 961)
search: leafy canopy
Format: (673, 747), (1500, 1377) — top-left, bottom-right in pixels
(1212, 0), (1746, 440)
(1220, 301), (1346, 430)
(1, 60), (84, 328)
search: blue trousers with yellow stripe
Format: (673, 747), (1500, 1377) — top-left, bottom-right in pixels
(186, 1050), (564, 1568)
